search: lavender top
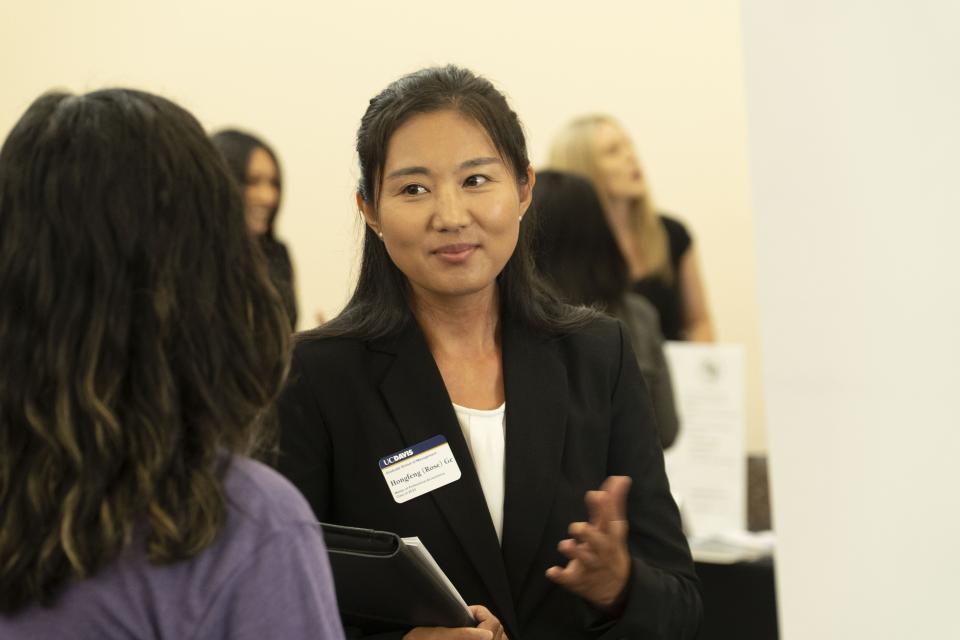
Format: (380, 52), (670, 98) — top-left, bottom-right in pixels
(0, 457), (345, 640)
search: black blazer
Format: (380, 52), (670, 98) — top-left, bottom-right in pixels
(275, 315), (702, 639)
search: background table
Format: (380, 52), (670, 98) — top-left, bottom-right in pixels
(695, 557), (778, 639)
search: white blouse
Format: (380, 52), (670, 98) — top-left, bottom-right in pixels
(452, 402), (506, 543)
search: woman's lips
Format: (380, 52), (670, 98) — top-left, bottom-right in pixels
(432, 243), (479, 264)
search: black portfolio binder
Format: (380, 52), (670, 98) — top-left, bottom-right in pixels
(320, 523), (476, 633)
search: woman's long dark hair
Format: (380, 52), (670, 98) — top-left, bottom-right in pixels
(313, 65), (593, 340)
(531, 170), (629, 314)
(0, 90), (290, 613)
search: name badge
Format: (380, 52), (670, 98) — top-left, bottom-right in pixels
(379, 435), (462, 504)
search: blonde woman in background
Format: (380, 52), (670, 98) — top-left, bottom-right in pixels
(549, 115), (714, 342)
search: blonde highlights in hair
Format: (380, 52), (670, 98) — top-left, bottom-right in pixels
(548, 114), (672, 282)
(0, 89), (290, 613)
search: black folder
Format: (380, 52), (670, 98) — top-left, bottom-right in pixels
(320, 523), (476, 633)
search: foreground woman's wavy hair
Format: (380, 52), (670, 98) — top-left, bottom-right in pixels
(0, 89), (291, 613)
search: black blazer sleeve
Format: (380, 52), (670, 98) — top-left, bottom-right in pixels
(275, 349), (333, 521)
(276, 349), (423, 640)
(601, 322), (702, 639)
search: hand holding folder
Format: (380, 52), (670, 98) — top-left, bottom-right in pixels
(320, 523), (477, 634)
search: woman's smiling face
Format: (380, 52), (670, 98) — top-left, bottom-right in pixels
(361, 109), (534, 304)
(243, 146), (279, 236)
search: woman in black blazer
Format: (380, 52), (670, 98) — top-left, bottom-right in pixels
(276, 66), (701, 640)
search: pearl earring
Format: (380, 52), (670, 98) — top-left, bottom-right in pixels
(377, 230), (384, 239)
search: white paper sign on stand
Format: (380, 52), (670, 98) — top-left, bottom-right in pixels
(662, 342), (746, 538)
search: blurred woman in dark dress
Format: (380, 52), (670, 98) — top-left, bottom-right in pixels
(532, 170), (680, 448)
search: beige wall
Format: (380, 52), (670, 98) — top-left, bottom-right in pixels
(743, 2), (960, 636)
(1, 0), (766, 452)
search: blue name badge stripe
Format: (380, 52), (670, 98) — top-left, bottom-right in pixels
(379, 435), (449, 469)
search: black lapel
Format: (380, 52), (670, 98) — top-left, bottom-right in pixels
(372, 323), (519, 634)
(499, 318), (569, 606)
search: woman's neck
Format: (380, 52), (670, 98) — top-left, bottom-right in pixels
(605, 197), (645, 278)
(605, 197), (634, 230)
(412, 284), (501, 358)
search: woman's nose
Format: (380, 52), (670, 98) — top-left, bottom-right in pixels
(249, 181), (278, 207)
(432, 186), (470, 230)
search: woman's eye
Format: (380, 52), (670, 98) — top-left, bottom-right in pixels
(464, 175), (489, 187)
(402, 184), (427, 196)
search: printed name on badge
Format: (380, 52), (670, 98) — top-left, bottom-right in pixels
(379, 435), (462, 504)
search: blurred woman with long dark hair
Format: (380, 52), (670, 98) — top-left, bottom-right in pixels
(531, 170), (680, 448)
(0, 89), (343, 639)
(212, 128), (299, 329)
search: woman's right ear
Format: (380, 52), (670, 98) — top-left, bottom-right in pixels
(356, 191), (381, 238)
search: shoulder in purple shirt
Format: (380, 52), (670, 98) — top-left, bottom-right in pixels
(0, 457), (345, 640)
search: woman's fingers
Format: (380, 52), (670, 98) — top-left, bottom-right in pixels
(404, 626), (493, 639)
(587, 476), (632, 531)
(470, 604), (504, 640)
(469, 605), (492, 621)
(566, 519), (628, 558)
(547, 477), (634, 608)
(403, 605), (504, 639)
(600, 475), (632, 522)
(557, 537), (602, 568)
(545, 562), (578, 587)
(585, 490), (608, 531)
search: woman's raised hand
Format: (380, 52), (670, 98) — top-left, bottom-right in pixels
(546, 475), (633, 612)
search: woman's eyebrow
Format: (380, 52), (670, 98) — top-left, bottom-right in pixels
(385, 166), (430, 180)
(459, 157), (500, 170)
(384, 157), (502, 181)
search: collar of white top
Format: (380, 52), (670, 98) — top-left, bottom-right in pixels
(451, 402), (506, 417)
